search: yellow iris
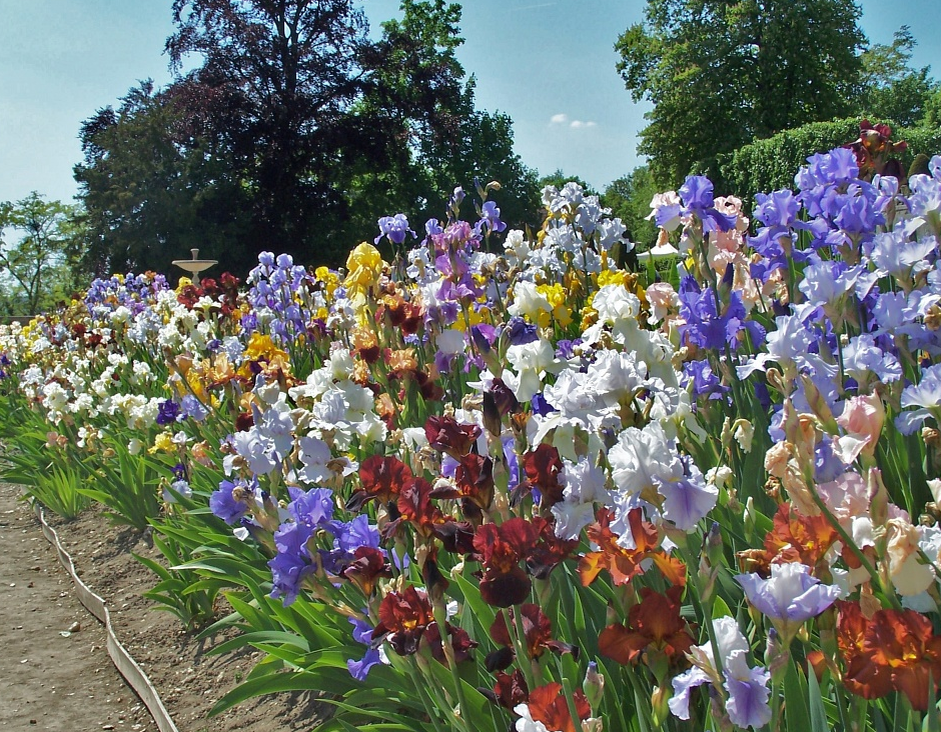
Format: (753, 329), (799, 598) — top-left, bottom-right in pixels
(536, 283), (573, 328)
(149, 432), (175, 455)
(315, 266), (340, 299)
(345, 242), (384, 296)
(244, 333), (289, 363)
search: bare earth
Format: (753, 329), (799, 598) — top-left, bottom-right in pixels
(0, 481), (156, 731)
(0, 482), (327, 732)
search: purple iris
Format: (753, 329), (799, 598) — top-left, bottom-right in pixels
(180, 394), (208, 422)
(425, 218), (444, 237)
(470, 324), (497, 354)
(814, 437), (847, 483)
(736, 563), (841, 630)
(724, 665), (773, 729)
(684, 359), (728, 400)
(753, 190), (800, 228)
(334, 515), (381, 554)
(156, 399), (182, 425)
(678, 282), (765, 352)
(347, 617), (382, 681)
(288, 487), (335, 527)
(477, 200), (507, 234)
(504, 317), (539, 346)
(678, 175), (737, 232)
(209, 479), (252, 525)
(268, 552), (312, 606)
(375, 213), (415, 246)
(530, 393), (556, 417)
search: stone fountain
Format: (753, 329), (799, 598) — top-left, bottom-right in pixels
(171, 248), (218, 281)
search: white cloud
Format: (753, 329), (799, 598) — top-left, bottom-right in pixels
(551, 114), (598, 129)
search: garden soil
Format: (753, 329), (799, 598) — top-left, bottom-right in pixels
(0, 482), (328, 732)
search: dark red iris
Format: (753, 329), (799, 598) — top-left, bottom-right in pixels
(430, 454), (495, 513)
(340, 546), (390, 597)
(424, 414), (481, 458)
(523, 444), (565, 506)
(349, 454), (413, 511)
(372, 585), (435, 656)
(474, 518), (539, 607)
(489, 604), (574, 660)
(492, 670), (529, 711)
(598, 586), (694, 667)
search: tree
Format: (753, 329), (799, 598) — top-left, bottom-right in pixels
(0, 193), (84, 315)
(855, 27), (939, 128)
(602, 167), (659, 248)
(163, 0), (377, 265)
(537, 170), (598, 197)
(616, 0), (864, 186)
(76, 1), (535, 275)
(75, 81), (254, 277)
(338, 1), (540, 245)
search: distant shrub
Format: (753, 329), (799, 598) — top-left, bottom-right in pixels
(718, 117), (941, 198)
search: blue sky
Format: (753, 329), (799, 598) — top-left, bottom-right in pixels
(0, 0), (938, 206)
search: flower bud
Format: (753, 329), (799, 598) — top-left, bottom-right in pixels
(744, 496), (756, 542)
(583, 661), (605, 710)
(867, 467), (889, 527)
(651, 685), (670, 726)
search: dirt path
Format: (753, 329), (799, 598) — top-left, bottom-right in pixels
(0, 481), (156, 731)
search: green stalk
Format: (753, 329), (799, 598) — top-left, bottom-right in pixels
(432, 602), (472, 732)
(807, 486), (901, 611)
(555, 656), (584, 732)
(403, 659), (449, 732)
(507, 607), (539, 692)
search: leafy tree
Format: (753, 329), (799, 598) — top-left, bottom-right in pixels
(537, 170), (598, 197)
(341, 1), (539, 245)
(75, 81), (254, 277)
(855, 27), (939, 128)
(616, 0), (864, 186)
(602, 167), (659, 249)
(0, 193), (84, 315)
(924, 88), (941, 128)
(76, 0), (535, 275)
(163, 0), (379, 266)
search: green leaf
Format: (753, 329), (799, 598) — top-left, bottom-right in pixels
(807, 665), (829, 732)
(927, 672), (940, 732)
(712, 595), (733, 618)
(210, 671), (322, 715)
(784, 658), (811, 732)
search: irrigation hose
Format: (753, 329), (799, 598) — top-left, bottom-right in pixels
(28, 499), (180, 732)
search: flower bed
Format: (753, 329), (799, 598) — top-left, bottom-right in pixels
(2, 151), (941, 732)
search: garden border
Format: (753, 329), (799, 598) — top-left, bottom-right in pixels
(27, 497), (180, 732)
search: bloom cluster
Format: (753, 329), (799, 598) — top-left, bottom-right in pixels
(4, 151), (941, 731)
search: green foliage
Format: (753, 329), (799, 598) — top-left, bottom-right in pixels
(719, 117), (941, 198)
(616, 0), (864, 185)
(1, 415), (91, 521)
(74, 82), (255, 278)
(0, 397), (90, 520)
(855, 27), (940, 128)
(78, 440), (163, 531)
(0, 193), (86, 315)
(602, 166), (658, 249)
(538, 169), (598, 197)
(23, 467), (92, 521)
(77, 0), (536, 275)
(135, 525), (220, 630)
